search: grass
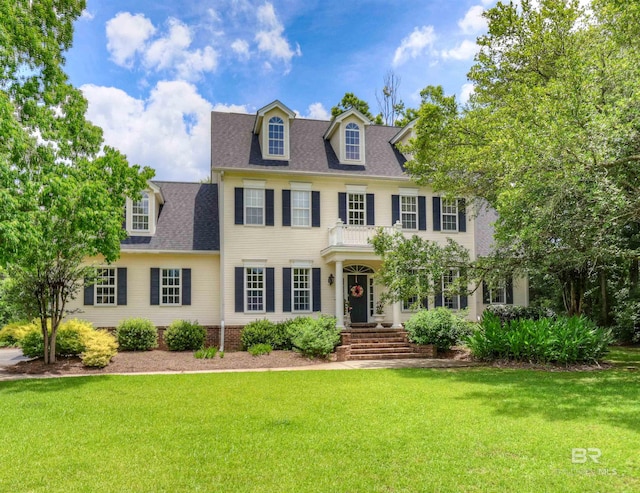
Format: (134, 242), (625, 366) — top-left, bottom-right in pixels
(0, 350), (639, 492)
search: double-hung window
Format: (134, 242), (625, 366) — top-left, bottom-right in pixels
(268, 116), (285, 156)
(95, 268), (116, 306)
(246, 267), (265, 312)
(292, 268), (311, 312)
(132, 192), (149, 232)
(401, 195), (418, 230)
(245, 188), (265, 225)
(442, 269), (460, 310)
(345, 123), (360, 160)
(347, 192), (365, 225)
(161, 269), (181, 306)
(291, 190), (310, 227)
(441, 198), (458, 232)
(490, 283), (506, 304)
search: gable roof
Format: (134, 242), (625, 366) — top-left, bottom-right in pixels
(253, 100), (296, 134)
(323, 107), (371, 140)
(211, 112), (408, 178)
(122, 181), (219, 252)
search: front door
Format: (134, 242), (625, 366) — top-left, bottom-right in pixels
(347, 275), (368, 323)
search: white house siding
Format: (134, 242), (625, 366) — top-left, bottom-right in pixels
(68, 252), (220, 328)
(218, 170), (487, 325)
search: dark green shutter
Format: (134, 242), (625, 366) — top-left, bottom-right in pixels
(458, 199), (466, 232)
(338, 192), (347, 222)
(312, 191), (320, 227)
(282, 190), (291, 226)
(266, 268), (275, 312)
(312, 268), (321, 312)
(433, 197), (441, 231)
(265, 189), (274, 226)
(117, 268), (127, 306)
(392, 195), (400, 225)
(235, 267), (244, 312)
(234, 188), (244, 225)
(366, 193), (375, 226)
(150, 268), (160, 305)
(418, 196), (427, 231)
(84, 276), (94, 306)
(182, 268), (191, 306)
(283, 267), (292, 312)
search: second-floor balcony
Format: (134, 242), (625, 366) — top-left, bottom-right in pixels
(327, 220), (403, 248)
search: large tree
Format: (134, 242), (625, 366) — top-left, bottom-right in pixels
(404, 0), (640, 316)
(331, 92), (383, 124)
(0, 1), (153, 363)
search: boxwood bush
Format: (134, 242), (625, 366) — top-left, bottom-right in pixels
(467, 313), (613, 364)
(404, 308), (473, 351)
(241, 319), (294, 350)
(116, 318), (158, 351)
(164, 320), (206, 351)
(291, 316), (340, 358)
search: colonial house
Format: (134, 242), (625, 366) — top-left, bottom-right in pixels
(69, 100), (528, 351)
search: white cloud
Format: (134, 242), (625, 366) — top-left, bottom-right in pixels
(303, 102), (330, 120)
(254, 2), (302, 64)
(80, 9), (95, 21)
(81, 81), (214, 181)
(144, 18), (192, 71)
(231, 39), (250, 60)
(106, 12), (156, 68)
(458, 6), (488, 34)
(441, 39), (479, 60)
(392, 26), (436, 66)
(460, 83), (475, 104)
(211, 103), (250, 113)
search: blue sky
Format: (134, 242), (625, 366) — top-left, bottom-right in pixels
(65, 0), (494, 181)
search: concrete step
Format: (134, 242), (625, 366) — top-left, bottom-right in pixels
(351, 342), (410, 350)
(351, 347), (414, 355)
(350, 337), (406, 344)
(349, 353), (427, 360)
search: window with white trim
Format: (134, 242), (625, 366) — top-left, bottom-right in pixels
(161, 269), (181, 306)
(401, 195), (418, 230)
(245, 188), (265, 225)
(246, 267), (265, 312)
(291, 190), (311, 227)
(268, 116), (284, 156)
(292, 268), (311, 312)
(442, 269), (460, 309)
(490, 283), (506, 304)
(132, 192), (149, 231)
(345, 122), (360, 160)
(95, 268), (116, 306)
(441, 198), (458, 232)
(347, 192), (365, 225)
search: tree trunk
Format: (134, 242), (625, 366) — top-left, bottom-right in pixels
(631, 258), (639, 290)
(599, 270), (609, 326)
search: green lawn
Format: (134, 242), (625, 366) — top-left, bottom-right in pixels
(1, 352), (639, 492)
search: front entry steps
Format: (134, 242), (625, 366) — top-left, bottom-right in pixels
(336, 327), (435, 361)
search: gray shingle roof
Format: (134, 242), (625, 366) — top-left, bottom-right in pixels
(122, 181), (219, 252)
(211, 112), (408, 177)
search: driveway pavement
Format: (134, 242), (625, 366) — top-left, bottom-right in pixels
(0, 348), (31, 367)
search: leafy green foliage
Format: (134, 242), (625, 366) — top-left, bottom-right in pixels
(482, 305), (556, 325)
(331, 92), (383, 123)
(404, 308), (473, 351)
(291, 316), (340, 358)
(248, 343), (273, 356)
(0, 320), (37, 347)
(19, 330), (45, 359)
(81, 330), (118, 368)
(467, 313), (613, 363)
(194, 347), (218, 359)
(164, 320), (206, 351)
(241, 319), (296, 350)
(116, 318), (158, 351)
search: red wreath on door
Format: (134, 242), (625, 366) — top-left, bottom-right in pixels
(350, 284), (364, 298)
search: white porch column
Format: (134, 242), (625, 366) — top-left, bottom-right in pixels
(392, 300), (402, 329)
(335, 260), (344, 329)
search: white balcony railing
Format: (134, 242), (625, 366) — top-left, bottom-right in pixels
(327, 220), (403, 247)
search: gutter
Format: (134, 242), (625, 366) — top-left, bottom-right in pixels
(218, 170), (225, 352)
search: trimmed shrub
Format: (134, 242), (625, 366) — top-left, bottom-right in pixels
(291, 316), (340, 358)
(56, 319), (95, 356)
(482, 304), (556, 325)
(81, 330), (118, 368)
(20, 329), (45, 358)
(165, 320), (206, 351)
(116, 318), (158, 351)
(241, 319), (277, 350)
(195, 346), (218, 359)
(0, 321), (37, 347)
(248, 343), (272, 356)
(467, 313), (613, 364)
(405, 308), (473, 351)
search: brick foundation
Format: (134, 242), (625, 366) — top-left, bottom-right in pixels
(101, 325), (243, 351)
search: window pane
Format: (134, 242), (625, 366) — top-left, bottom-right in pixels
(95, 268), (116, 305)
(345, 123), (360, 160)
(401, 195), (417, 229)
(132, 193), (149, 231)
(268, 117), (284, 156)
(246, 267), (264, 312)
(161, 269), (181, 305)
(442, 269), (460, 309)
(293, 268), (310, 312)
(245, 189), (264, 225)
(442, 198), (458, 231)
(292, 190), (311, 227)
(347, 193), (365, 225)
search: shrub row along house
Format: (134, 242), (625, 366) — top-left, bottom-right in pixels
(69, 100), (528, 350)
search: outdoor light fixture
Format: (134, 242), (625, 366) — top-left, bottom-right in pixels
(328, 274), (334, 286)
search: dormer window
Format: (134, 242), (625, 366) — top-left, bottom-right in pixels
(132, 192), (149, 232)
(268, 116), (285, 156)
(345, 123), (360, 160)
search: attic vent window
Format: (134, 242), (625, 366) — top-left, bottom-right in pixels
(345, 122), (360, 160)
(268, 116), (285, 156)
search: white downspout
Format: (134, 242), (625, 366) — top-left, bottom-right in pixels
(218, 170), (225, 352)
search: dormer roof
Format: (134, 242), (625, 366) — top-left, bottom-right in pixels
(390, 118), (417, 145)
(323, 107), (371, 140)
(253, 100), (296, 134)
(147, 180), (165, 205)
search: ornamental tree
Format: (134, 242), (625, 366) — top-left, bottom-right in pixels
(0, 1), (154, 363)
